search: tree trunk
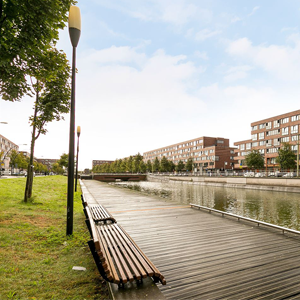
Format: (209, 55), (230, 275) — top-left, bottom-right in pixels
(24, 85), (39, 202)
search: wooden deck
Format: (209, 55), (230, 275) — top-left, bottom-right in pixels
(82, 180), (300, 299)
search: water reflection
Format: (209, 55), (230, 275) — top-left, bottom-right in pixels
(112, 181), (300, 230)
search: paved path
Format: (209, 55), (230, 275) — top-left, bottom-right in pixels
(83, 180), (300, 299)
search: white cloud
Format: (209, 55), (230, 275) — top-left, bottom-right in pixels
(231, 16), (241, 23)
(194, 50), (209, 60)
(226, 37), (300, 81)
(186, 28), (222, 42)
(248, 6), (260, 17)
(224, 65), (253, 82)
(93, 0), (212, 26)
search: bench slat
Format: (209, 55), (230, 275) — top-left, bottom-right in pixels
(114, 224), (155, 277)
(101, 225), (134, 283)
(96, 226), (119, 283)
(110, 225), (147, 279)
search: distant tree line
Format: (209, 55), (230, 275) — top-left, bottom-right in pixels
(92, 154), (194, 173)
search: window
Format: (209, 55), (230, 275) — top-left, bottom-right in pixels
(292, 135), (299, 141)
(267, 129), (280, 136)
(217, 140), (224, 144)
(252, 133), (257, 141)
(291, 125), (298, 134)
(252, 125), (258, 131)
(246, 143), (251, 150)
(282, 127), (289, 135)
(266, 122), (272, 129)
(267, 148), (278, 153)
(281, 117), (289, 124)
(259, 141), (266, 146)
(266, 140), (272, 147)
(240, 144), (245, 150)
(291, 115), (299, 122)
(274, 120), (279, 128)
(230, 150), (235, 154)
(281, 136), (289, 142)
(259, 124), (265, 129)
(273, 138), (280, 146)
(259, 149), (265, 154)
(252, 142), (258, 147)
(209, 149), (214, 153)
(259, 132), (264, 140)
(292, 145), (298, 151)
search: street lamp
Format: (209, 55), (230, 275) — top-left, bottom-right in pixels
(67, 6), (81, 236)
(75, 126), (81, 192)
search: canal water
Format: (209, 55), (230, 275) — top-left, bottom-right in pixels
(111, 180), (300, 231)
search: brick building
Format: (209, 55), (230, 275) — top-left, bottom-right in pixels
(143, 136), (236, 171)
(92, 160), (114, 169)
(234, 109), (300, 169)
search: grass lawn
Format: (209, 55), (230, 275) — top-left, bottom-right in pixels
(0, 176), (109, 300)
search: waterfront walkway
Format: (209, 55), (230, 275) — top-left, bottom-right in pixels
(82, 180), (300, 299)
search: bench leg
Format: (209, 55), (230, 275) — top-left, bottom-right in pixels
(152, 276), (160, 283)
(118, 283), (125, 289)
(87, 240), (109, 282)
(85, 219), (92, 238)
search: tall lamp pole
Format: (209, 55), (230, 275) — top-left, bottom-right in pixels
(75, 126), (81, 192)
(67, 6), (81, 236)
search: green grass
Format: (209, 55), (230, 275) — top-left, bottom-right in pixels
(0, 176), (109, 300)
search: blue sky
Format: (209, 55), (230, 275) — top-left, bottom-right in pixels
(2, 0), (300, 170)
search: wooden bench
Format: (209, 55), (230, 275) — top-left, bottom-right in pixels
(88, 204), (116, 224)
(85, 206), (166, 287)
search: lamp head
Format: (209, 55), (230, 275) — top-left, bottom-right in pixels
(68, 6), (81, 47)
(77, 126), (81, 137)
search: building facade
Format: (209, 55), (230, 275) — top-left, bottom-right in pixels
(36, 158), (58, 170)
(234, 109), (300, 169)
(143, 136), (236, 171)
(92, 160), (114, 169)
(0, 134), (19, 170)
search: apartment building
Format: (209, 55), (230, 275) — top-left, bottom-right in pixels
(0, 134), (19, 170)
(36, 158), (58, 169)
(143, 136), (236, 171)
(92, 160), (114, 169)
(234, 109), (300, 169)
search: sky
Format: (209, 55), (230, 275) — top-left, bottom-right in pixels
(2, 0), (300, 170)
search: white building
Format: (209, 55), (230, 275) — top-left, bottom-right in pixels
(0, 134), (19, 171)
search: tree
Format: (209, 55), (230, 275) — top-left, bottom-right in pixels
(126, 156), (133, 173)
(139, 160), (147, 173)
(58, 153), (69, 169)
(23, 49), (71, 202)
(146, 160), (152, 172)
(169, 161), (176, 172)
(153, 157), (160, 172)
(160, 156), (169, 172)
(186, 158), (194, 172)
(52, 162), (64, 175)
(8, 149), (19, 173)
(276, 143), (296, 170)
(176, 160), (185, 172)
(245, 149), (265, 169)
(0, 0), (74, 101)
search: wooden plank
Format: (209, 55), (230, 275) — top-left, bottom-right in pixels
(96, 225), (119, 283)
(100, 225), (130, 283)
(109, 224), (143, 280)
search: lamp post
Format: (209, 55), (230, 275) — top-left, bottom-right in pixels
(75, 126), (81, 192)
(67, 6), (81, 236)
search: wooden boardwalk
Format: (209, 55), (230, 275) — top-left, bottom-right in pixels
(83, 180), (300, 299)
